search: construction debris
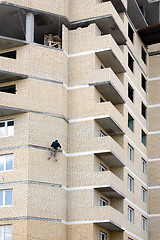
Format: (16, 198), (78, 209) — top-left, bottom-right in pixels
(44, 34), (62, 49)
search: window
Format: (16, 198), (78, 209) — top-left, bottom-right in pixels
(100, 130), (106, 137)
(128, 53), (134, 72)
(141, 74), (147, 92)
(141, 47), (147, 64)
(128, 144), (134, 161)
(0, 120), (14, 138)
(100, 97), (105, 103)
(128, 206), (134, 223)
(0, 154), (13, 172)
(141, 216), (147, 231)
(128, 24), (134, 43)
(128, 83), (134, 102)
(100, 231), (106, 240)
(100, 164), (107, 172)
(128, 174), (134, 192)
(142, 187), (147, 202)
(0, 225), (12, 240)
(128, 113), (134, 132)
(142, 158), (147, 174)
(100, 198), (108, 206)
(141, 102), (147, 119)
(0, 85), (16, 94)
(0, 190), (12, 206)
(142, 130), (147, 146)
(0, 50), (16, 59)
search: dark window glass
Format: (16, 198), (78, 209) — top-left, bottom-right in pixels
(128, 113), (134, 131)
(0, 51), (16, 59)
(128, 53), (134, 72)
(142, 47), (147, 64)
(128, 83), (134, 102)
(7, 121), (14, 127)
(142, 130), (147, 146)
(141, 74), (147, 92)
(142, 102), (147, 119)
(128, 24), (134, 43)
(0, 85), (16, 94)
(0, 122), (5, 128)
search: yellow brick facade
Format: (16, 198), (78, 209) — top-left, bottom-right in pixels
(0, 1), (159, 240)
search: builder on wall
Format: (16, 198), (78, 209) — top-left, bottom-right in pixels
(48, 140), (62, 161)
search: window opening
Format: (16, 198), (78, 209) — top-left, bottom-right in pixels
(142, 187), (147, 202)
(100, 198), (108, 206)
(100, 130), (106, 137)
(100, 164), (107, 172)
(100, 97), (105, 103)
(0, 189), (12, 206)
(128, 24), (134, 43)
(100, 231), (106, 240)
(128, 83), (134, 102)
(141, 158), (147, 174)
(128, 113), (134, 132)
(128, 206), (134, 223)
(141, 102), (147, 119)
(128, 53), (134, 72)
(142, 130), (146, 146)
(0, 120), (14, 138)
(142, 216), (147, 231)
(0, 154), (13, 172)
(0, 85), (16, 94)
(141, 74), (147, 92)
(141, 47), (147, 64)
(128, 144), (134, 161)
(128, 174), (134, 192)
(0, 50), (16, 59)
(0, 225), (12, 240)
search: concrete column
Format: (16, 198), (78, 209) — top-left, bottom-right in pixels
(26, 13), (34, 42)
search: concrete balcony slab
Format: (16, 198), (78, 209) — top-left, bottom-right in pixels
(97, 220), (123, 231)
(96, 49), (125, 73)
(71, 16), (126, 46)
(95, 115), (124, 135)
(102, 0), (126, 13)
(0, 70), (28, 83)
(0, 105), (27, 117)
(93, 81), (125, 105)
(127, 0), (148, 29)
(95, 151), (124, 167)
(0, 36), (27, 51)
(96, 186), (124, 198)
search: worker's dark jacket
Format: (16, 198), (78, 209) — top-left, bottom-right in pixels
(51, 141), (61, 150)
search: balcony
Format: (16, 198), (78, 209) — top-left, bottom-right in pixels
(67, 205), (124, 231)
(0, 105), (27, 117)
(127, 0), (148, 29)
(70, 1), (126, 45)
(0, 69), (28, 83)
(96, 46), (125, 74)
(68, 136), (125, 167)
(94, 102), (125, 135)
(0, 0), (69, 19)
(68, 171), (125, 198)
(93, 82), (125, 105)
(101, 0), (127, 13)
(0, 36), (27, 51)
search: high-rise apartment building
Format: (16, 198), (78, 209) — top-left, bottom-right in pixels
(0, 0), (159, 239)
